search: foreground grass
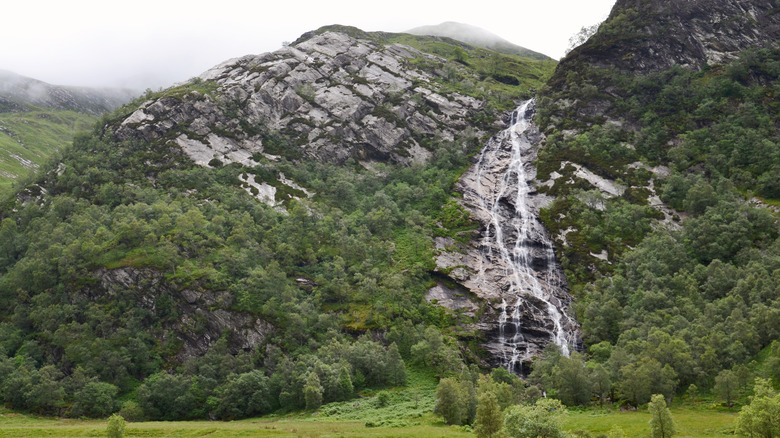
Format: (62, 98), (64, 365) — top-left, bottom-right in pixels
(0, 410), (471, 438)
(0, 370), (740, 437)
(565, 405), (738, 437)
(0, 404), (739, 438)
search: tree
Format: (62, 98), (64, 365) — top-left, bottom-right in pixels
(474, 391), (502, 438)
(376, 390), (391, 407)
(453, 47), (468, 64)
(715, 370), (739, 407)
(461, 378), (478, 425)
(386, 342), (407, 386)
(589, 362), (613, 406)
(434, 377), (464, 425)
(74, 381), (119, 417)
(27, 365), (65, 414)
(619, 357), (676, 406)
(478, 373), (516, 409)
(649, 394), (675, 438)
(551, 352), (591, 405)
(565, 23), (601, 55)
(214, 370), (271, 419)
(686, 384), (698, 406)
(336, 365), (354, 401)
(136, 372), (196, 421)
(303, 371), (323, 411)
(106, 413), (126, 438)
(503, 398), (567, 438)
(735, 378), (780, 438)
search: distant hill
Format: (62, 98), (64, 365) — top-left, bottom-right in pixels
(0, 71), (139, 193)
(0, 70), (138, 115)
(406, 22), (552, 60)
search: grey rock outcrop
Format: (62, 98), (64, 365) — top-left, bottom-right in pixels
(113, 29), (491, 169)
(97, 267), (271, 361)
(560, 0), (780, 74)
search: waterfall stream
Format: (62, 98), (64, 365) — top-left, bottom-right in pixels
(475, 99), (576, 373)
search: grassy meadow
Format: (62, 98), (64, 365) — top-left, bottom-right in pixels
(0, 368), (743, 437)
(0, 394), (741, 438)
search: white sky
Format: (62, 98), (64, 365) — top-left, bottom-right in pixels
(2, 0), (615, 89)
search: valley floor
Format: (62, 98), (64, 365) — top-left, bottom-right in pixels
(0, 406), (738, 437)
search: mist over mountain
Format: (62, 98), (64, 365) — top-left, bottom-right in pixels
(0, 70), (139, 115)
(406, 22), (553, 60)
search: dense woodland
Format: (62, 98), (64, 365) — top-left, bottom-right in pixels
(0, 112), (480, 416)
(532, 47), (780, 410)
(0, 10), (778, 438)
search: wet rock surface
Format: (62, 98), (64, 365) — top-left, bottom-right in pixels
(435, 101), (581, 371)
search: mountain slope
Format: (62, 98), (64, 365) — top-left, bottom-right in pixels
(0, 71), (138, 194)
(520, 0), (780, 407)
(0, 70), (137, 115)
(556, 0), (779, 75)
(0, 27), (555, 418)
(108, 25), (553, 173)
(406, 22), (552, 60)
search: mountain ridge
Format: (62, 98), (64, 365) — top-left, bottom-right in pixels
(555, 0), (780, 77)
(0, 70), (138, 115)
(405, 22), (553, 61)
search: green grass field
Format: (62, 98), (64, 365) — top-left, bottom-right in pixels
(0, 404), (739, 437)
(565, 406), (738, 437)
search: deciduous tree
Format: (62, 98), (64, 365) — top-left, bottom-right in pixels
(474, 391), (502, 438)
(649, 394), (675, 438)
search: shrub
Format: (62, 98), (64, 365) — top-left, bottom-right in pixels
(106, 413), (126, 438)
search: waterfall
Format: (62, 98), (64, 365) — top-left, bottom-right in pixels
(474, 99), (576, 373)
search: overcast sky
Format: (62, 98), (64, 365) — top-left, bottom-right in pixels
(2, 0), (616, 90)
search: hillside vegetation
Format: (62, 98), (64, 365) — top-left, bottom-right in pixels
(0, 30), (554, 420)
(0, 2), (778, 435)
(0, 71), (136, 196)
(0, 109), (96, 195)
(526, 6), (780, 419)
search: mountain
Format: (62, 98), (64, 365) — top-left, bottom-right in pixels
(0, 0), (778, 422)
(406, 22), (552, 60)
(0, 72), (138, 194)
(0, 26), (556, 418)
(557, 0), (780, 74)
(522, 0), (780, 406)
(0, 70), (138, 115)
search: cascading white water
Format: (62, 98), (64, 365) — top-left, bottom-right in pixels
(474, 99), (575, 372)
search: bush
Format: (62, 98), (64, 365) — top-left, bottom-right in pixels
(377, 390), (391, 407)
(73, 381), (119, 418)
(118, 400), (144, 422)
(106, 413), (126, 438)
(503, 398), (567, 438)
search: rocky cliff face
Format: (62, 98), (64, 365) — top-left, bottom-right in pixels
(113, 28), (492, 169)
(97, 268), (271, 360)
(558, 0), (779, 75)
(433, 101), (580, 371)
(105, 27), (572, 367)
